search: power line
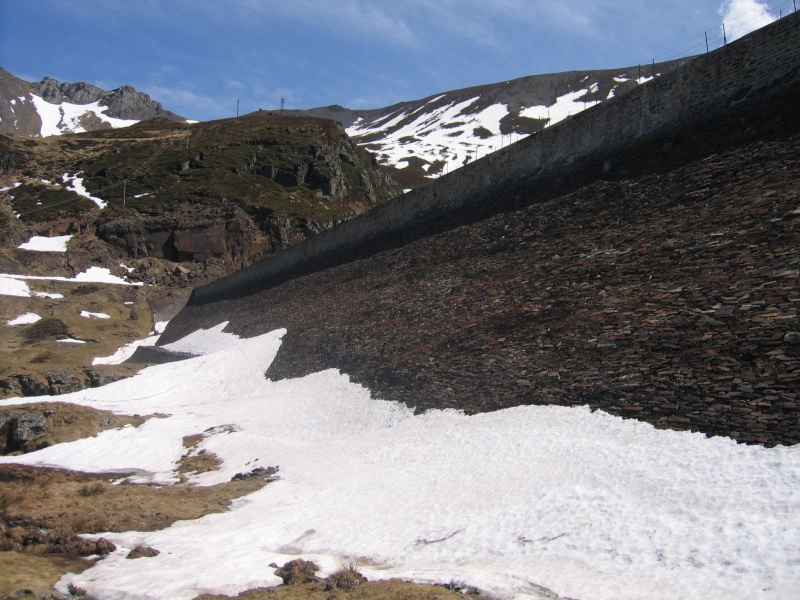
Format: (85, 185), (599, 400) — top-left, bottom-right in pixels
(13, 134), (179, 217)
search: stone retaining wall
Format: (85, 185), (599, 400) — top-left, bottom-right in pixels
(185, 12), (800, 306)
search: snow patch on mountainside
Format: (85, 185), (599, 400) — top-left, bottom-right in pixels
(62, 173), (108, 208)
(345, 68), (668, 181)
(28, 94), (138, 136)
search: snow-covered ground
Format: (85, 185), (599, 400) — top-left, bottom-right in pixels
(62, 173), (107, 209)
(6, 312), (42, 326)
(27, 94), (138, 137)
(0, 266), (142, 292)
(346, 75), (656, 178)
(1, 323), (798, 600)
(17, 234), (73, 252)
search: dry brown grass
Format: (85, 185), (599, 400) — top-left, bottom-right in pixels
(0, 463), (269, 597)
(0, 277), (191, 400)
(176, 433), (223, 481)
(0, 464), (266, 535)
(0, 402), (146, 455)
(195, 558), (468, 600)
(0, 551), (94, 597)
(195, 579), (466, 600)
(0, 465), (466, 600)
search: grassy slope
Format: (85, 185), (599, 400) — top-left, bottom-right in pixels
(1, 113), (396, 230)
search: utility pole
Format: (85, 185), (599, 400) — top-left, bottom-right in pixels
(723, 23), (727, 46)
(280, 97), (285, 114)
(236, 98), (240, 119)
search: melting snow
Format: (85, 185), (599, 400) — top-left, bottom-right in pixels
(80, 310), (111, 319)
(17, 234), (73, 252)
(520, 88), (599, 123)
(28, 94), (138, 137)
(92, 334), (158, 365)
(6, 312), (42, 326)
(0, 266), (142, 286)
(0, 276), (31, 297)
(0, 325), (797, 600)
(63, 173), (107, 209)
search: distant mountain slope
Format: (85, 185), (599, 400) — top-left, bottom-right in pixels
(0, 113), (401, 289)
(4, 61), (690, 184)
(287, 60), (691, 187)
(0, 68), (185, 137)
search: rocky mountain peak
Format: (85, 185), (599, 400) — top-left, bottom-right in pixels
(0, 70), (185, 137)
(32, 76), (104, 105)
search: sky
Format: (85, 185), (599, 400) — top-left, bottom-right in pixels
(0, 0), (790, 121)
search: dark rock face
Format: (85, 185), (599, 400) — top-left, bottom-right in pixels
(18, 376), (49, 397)
(1, 409), (48, 452)
(30, 77), (175, 121)
(32, 76), (104, 105)
(45, 370), (87, 395)
(9, 413), (46, 446)
(96, 204), (263, 270)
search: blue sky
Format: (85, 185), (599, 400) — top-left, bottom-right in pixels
(0, 0), (787, 121)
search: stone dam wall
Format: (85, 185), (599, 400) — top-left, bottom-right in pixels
(162, 12), (800, 446)
(185, 12), (800, 306)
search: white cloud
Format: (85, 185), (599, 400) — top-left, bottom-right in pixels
(719, 0), (776, 41)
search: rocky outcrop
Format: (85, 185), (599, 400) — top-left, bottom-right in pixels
(96, 204), (258, 262)
(31, 77), (104, 105)
(126, 544), (160, 559)
(102, 85), (173, 120)
(31, 76), (179, 121)
(1, 412), (47, 451)
(2, 112), (400, 288)
(0, 368), (137, 401)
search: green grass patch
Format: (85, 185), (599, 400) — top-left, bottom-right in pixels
(10, 184), (96, 222)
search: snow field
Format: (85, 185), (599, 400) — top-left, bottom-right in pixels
(348, 87), (613, 178)
(0, 266), (143, 290)
(79, 311), (111, 319)
(28, 94), (138, 137)
(0, 324), (797, 600)
(6, 312), (42, 325)
(17, 234), (73, 252)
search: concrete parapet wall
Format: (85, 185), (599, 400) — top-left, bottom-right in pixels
(188, 12), (800, 306)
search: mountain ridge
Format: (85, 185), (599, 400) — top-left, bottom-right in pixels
(0, 68), (185, 137)
(279, 59), (691, 187)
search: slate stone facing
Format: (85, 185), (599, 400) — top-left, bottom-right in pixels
(184, 12), (800, 307)
(162, 16), (800, 447)
(167, 94), (800, 447)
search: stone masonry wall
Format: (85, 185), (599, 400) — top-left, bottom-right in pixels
(161, 13), (800, 446)
(186, 12), (800, 306)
